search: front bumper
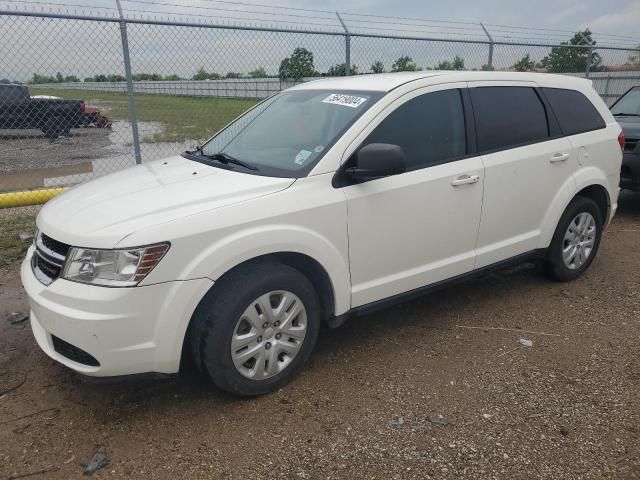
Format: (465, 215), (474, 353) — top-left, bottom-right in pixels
(21, 247), (213, 377)
(621, 153), (640, 191)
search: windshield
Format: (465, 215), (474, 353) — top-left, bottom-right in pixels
(197, 89), (382, 177)
(611, 87), (640, 116)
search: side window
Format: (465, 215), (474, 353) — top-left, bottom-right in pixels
(362, 89), (466, 171)
(542, 88), (606, 135)
(470, 86), (549, 152)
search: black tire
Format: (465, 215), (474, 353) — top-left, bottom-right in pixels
(189, 260), (321, 396)
(543, 196), (603, 282)
(41, 117), (62, 138)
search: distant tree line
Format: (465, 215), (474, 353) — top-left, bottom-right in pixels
(23, 30), (640, 85)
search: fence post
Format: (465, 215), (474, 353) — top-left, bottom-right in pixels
(480, 23), (494, 70)
(585, 45), (593, 78)
(603, 74), (611, 105)
(336, 12), (350, 76)
(115, 0), (142, 164)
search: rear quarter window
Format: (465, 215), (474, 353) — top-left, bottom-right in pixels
(542, 88), (606, 136)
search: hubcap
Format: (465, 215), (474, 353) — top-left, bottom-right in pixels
(562, 212), (596, 270)
(230, 290), (307, 380)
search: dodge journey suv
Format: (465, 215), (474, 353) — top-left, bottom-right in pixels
(22, 72), (623, 395)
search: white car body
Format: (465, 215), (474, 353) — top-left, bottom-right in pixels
(21, 71), (622, 379)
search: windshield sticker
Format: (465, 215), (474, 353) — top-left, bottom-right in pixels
(314, 145), (324, 153)
(294, 149), (313, 165)
(322, 93), (368, 108)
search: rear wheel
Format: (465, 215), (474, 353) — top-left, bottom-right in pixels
(543, 196), (603, 282)
(41, 117), (65, 138)
(189, 261), (321, 396)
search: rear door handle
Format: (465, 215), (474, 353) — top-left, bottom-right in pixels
(451, 174), (480, 186)
(550, 153), (570, 163)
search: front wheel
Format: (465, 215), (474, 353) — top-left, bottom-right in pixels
(189, 261), (321, 396)
(543, 196), (603, 282)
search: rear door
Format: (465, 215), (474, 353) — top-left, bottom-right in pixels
(469, 82), (576, 268)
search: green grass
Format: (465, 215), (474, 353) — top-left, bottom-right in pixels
(30, 88), (259, 144)
(0, 211), (37, 267)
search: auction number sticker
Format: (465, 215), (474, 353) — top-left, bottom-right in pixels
(322, 93), (368, 108)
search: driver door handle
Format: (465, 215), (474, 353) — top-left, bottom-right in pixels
(451, 174), (480, 187)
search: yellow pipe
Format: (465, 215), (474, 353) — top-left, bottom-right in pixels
(0, 188), (67, 209)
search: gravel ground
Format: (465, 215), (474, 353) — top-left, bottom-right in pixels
(0, 128), (115, 173)
(0, 123), (194, 192)
(0, 193), (639, 479)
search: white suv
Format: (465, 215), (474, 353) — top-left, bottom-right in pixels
(21, 72), (623, 395)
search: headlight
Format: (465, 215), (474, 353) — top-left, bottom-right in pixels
(61, 243), (169, 287)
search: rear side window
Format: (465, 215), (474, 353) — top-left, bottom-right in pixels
(542, 88), (606, 135)
(362, 89), (466, 171)
(470, 86), (549, 153)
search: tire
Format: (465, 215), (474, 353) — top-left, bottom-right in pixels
(543, 196), (603, 282)
(189, 260), (321, 396)
(41, 117), (62, 138)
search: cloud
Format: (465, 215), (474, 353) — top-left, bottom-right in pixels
(587, 0), (640, 38)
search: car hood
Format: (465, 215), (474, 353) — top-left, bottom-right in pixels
(37, 155), (296, 248)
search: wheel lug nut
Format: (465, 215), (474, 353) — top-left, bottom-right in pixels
(275, 333), (281, 339)
(274, 321), (280, 327)
(262, 322), (268, 329)
(265, 342), (271, 350)
(257, 336), (262, 343)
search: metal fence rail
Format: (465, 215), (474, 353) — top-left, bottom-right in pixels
(0, 5), (638, 206)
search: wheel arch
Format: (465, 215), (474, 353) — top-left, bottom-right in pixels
(539, 170), (612, 249)
(179, 251), (339, 372)
(575, 184), (610, 226)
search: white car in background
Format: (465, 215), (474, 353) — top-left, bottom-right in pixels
(21, 71), (622, 396)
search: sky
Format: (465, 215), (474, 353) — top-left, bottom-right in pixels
(1, 0), (638, 42)
(319, 0), (640, 40)
(0, 0), (638, 81)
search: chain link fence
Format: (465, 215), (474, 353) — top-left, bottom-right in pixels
(1, 8), (639, 206)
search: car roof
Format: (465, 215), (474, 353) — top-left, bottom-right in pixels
(289, 71), (593, 93)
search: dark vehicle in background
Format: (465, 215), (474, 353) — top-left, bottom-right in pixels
(612, 86), (640, 191)
(0, 84), (84, 138)
(31, 95), (112, 129)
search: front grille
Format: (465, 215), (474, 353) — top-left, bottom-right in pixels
(625, 138), (639, 153)
(41, 233), (71, 257)
(32, 231), (70, 285)
(52, 335), (100, 367)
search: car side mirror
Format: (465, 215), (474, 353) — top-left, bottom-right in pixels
(345, 143), (406, 182)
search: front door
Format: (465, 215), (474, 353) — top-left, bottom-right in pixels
(339, 84), (484, 308)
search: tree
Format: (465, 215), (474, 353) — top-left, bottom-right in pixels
(30, 73), (56, 84)
(56, 72), (64, 83)
(538, 29), (602, 73)
(391, 56), (417, 72)
(326, 63), (358, 76)
(435, 56), (465, 70)
(481, 64), (494, 71)
(371, 61), (385, 73)
(192, 67), (220, 81)
(629, 45), (640, 65)
(249, 67), (267, 78)
(279, 47), (316, 80)
(435, 60), (452, 70)
(452, 56), (465, 70)
(512, 54), (536, 72)
(225, 72), (241, 79)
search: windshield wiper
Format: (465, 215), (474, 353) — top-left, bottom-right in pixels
(185, 147), (258, 171)
(613, 112), (640, 117)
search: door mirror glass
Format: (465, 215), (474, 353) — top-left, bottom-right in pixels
(346, 143), (406, 181)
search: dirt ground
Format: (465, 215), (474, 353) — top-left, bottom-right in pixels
(1, 193), (639, 480)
